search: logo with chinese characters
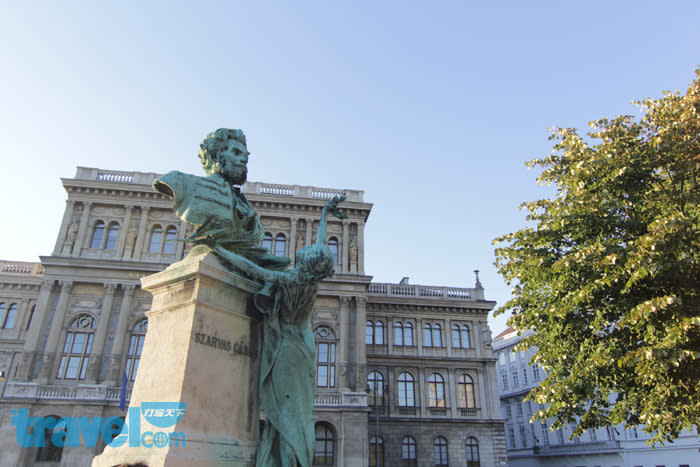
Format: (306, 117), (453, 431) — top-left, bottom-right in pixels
(11, 402), (187, 449)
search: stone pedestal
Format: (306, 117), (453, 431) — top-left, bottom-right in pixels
(93, 247), (261, 467)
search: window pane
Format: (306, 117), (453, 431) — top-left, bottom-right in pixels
(71, 333), (87, 353)
(90, 222), (104, 248)
(375, 322), (384, 345)
(328, 238), (338, 264)
(366, 321), (374, 344)
(105, 223), (119, 250)
(462, 326), (471, 348)
(63, 333), (73, 353)
(136, 335), (145, 356)
(148, 227), (163, 252)
(404, 323), (413, 345)
(394, 322), (403, 346)
(163, 227), (177, 253)
(317, 366), (328, 387)
(85, 333), (94, 353)
(262, 233), (273, 251)
(274, 234), (286, 257)
(79, 357), (89, 379)
(452, 324), (461, 348)
(433, 324), (442, 347)
(65, 357), (80, 379)
(57, 356), (67, 378)
(3, 303), (18, 329)
(318, 343), (328, 363)
(423, 324), (432, 347)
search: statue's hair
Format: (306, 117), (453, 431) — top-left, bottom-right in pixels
(296, 244), (335, 281)
(198, 128), (247, 174)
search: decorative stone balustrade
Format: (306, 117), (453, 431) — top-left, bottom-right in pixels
(0, 261), (45, 275)
(314, 391), (368, 408)
(368, 283), (483, 301)
(72, 167), (366, 203)
(4, 382), (131, 403)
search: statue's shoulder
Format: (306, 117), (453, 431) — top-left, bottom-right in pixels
(153, 170), (197, 198)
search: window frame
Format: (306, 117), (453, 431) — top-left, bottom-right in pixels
(397, 372), (416, 407)
(428, 373), (446, 408)
(433, 436), (448, 466)
(57, 315), (96, 380)
(315, 326), (337, 388)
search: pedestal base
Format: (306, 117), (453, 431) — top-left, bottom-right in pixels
(93, 248), (261, 467)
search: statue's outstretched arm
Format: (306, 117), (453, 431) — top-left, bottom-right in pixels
(315, 195), (347, 247)
(211, 244), (287, 283)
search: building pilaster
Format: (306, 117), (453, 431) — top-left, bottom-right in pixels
(84, 283), (117, 383)
(53, 199), (75, 255)
(72, 201), (93, 256)
(342, 220), (349, 273)
(115, 205), (133, 257)
(289, 217), (298, 266)
(15, 280), (54, 381)
(357, 221), (365, 274)
(133, 206), (150, 260)
(106, 284), (136, 385)
(38, 280), (73, 383)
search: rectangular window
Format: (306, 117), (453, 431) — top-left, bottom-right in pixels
(501, 373), (508, 390)
(516, 400), (523, 416)
(512, 370), (518, 387)
(505, 401), (512, 417)
(522, 368), (528, 385)
(519, 426), (527, 446)
(508, 428), (516, 448)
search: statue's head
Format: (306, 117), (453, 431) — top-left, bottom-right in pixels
(296, 244), (335, 281)
(198, 128), (249, 185)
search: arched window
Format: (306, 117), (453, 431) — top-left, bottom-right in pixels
(368, 371), (384, 406)
(394, 321), (404, 345)
(148, 225), (163, 252)
(423, 323), (442, 347)
(313, 422), (334, 465)
(369, 436), (384, 467)
(366, 320), (384, 345)
(57, 315), (95, 380)
(104, 222), (120, 250)
(274, 234), (286, 257)
(428, 373), (446, 408)
(262, 232), (273, 251)
(452, 324), (471, 348)
(90, 221), (105, 249)
(465, 437), (480, 466)
(315, 326), (336, 388)
(163, 226), (178, 254)
(458, 374), (476, 408)
(125, 319), (148, 382)
(397, 372), (415, 407)
(328, 237), (339, 264)
(375, 321), (384, 345)
(35, 415), (63, 462)
(1, 303), (18, 329)
(433, 437), (448, 466)
(404, 322), (414, 346)
(402, 436), (417, 466)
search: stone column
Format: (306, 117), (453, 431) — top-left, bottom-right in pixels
(15, 281), (54, 380)
(355, 296), (367, 391)
(53, 200), (76, 255)
(357, 221), (365, 274)
(115, 205), (134, 257)
(339, 296), (351, 389)
(72, 202), (93, 256)
(305, 217), (312, 248)
(84, 284), (117, 383)
(106, 285), (137, 386)
(418, 369), (428, 417)
(448, 370), (457, 417)
(133, 206), (150, 260)
(38, 280), (73, 383)
(175, 222), (186, 259)
(342, 220), (349, 273)
(289, 217), (298, 265)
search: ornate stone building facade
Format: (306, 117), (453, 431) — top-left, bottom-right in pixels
(0, 167), (507, 467)
(493, 327), (700, 467)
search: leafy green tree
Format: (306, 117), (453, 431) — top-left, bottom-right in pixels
(494, 70), (700, 444)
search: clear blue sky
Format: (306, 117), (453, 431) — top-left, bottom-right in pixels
(1, 1), (699, 334)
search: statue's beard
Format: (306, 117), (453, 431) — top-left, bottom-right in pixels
(215, 161), (247, 185)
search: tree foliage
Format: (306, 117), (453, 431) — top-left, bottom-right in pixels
(494, 70), (700, 444)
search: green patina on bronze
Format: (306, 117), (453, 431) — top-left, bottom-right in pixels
(153, 128), (289, 271)
(154, 129), (346, 467)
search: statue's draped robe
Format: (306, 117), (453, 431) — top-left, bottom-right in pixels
(254, 278), (318, 467)
(153, 171), (290, 270)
